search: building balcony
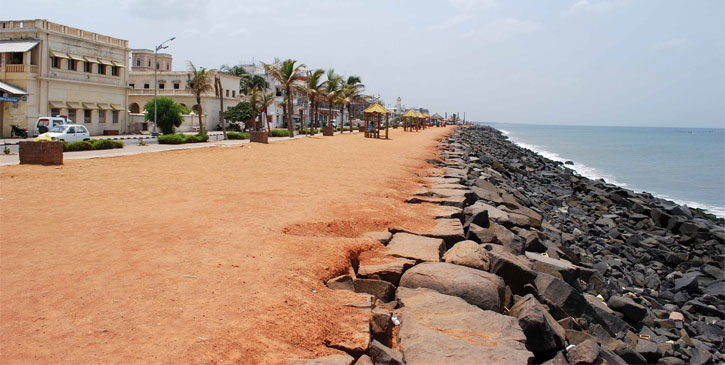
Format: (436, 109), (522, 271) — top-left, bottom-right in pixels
(1, 64), (39, 74)
(129, 89), (194, 96)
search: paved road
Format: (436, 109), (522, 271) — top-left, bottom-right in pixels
(0, 130), (360, 166)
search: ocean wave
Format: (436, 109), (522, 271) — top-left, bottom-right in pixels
(500, 129), (511, 135)
(502, 132), (725, 218)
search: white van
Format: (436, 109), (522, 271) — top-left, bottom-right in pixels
(34, 116), (73, 136)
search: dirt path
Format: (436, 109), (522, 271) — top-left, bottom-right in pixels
(0, 127), (451, 363)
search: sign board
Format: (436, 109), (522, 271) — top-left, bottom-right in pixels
(0, 96), (19, 103)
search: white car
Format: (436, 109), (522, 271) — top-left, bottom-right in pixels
(45, 124), (90, 142)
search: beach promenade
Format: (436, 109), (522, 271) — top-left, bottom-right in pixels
(0, 128), (451, 363)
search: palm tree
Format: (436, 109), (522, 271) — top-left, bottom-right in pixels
(295, 68), (325, 135)
(322, 69), (342, 130)
(214, 75), (227, 139)
(342, 76), (364, 132)
(263, 59), (306, 138)
(187, 61), (215, 133)
(260, 90), (275, 134)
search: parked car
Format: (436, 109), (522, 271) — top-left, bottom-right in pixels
(44, 124), (90, 142)
(34, 116), (72, 136)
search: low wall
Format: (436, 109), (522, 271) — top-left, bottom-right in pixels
(19, 141), (63, 165)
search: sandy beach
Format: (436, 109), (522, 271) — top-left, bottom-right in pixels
(0, 127), (451, 363)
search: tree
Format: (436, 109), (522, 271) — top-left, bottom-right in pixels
(295, 68), (325, 135)
(342, 76), (365, 132)
(223, 101), (255, 124)
(214, 75), (227, 139)
(264, 59), (306, 137)
(186, 61), (214, 133)
(143, 97), (183, 134)
(260, 90), (275, 134)
(322, 69), (342, 129)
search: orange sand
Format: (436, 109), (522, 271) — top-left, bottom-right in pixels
(0, 127), (451, 363)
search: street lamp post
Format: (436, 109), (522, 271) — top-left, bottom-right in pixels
(152, 36), (175, 137)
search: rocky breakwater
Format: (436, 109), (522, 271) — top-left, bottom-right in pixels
(298, 125), (723, 365)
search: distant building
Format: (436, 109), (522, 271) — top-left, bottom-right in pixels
(0, 19), (130, 136)
(127, 49), (241, 132)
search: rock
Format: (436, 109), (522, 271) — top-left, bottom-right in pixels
(465, 201), (510, 224)
(406, 195), (465, 208)
(509, 294), (567, 354)
(535, 273), (588, 319)
(607, 296), (647, 322)
(327, 275), (355, 291)
(353, 355), (373, 365)
(292, 353), (355, 365)
(470, 185), (504, 204)
(395, 288), (533, 364)
(431, 205), (463, 220)
(598, 348), (628, 365)
(635, 339), (663, 362)
(368, 340), (403, 365)
(543, 351), (569, 365)
(399, 262), (504, 311)
(357, 254), (415, 286)
(371, 307), (393, 347)
(487, 244), (538, 295)
(525, 251), (580, 288)
(565, 329), (596, 345)
(352, 279), (395, 302)
(584, 294), (632, 339)
(423, 218), (465, 247)
(673, 275), (699, 294)
(687, 346), (713, 365)
(384, 233), (445, 262)
(360, 231), (393, 245)
(442, 240), (490, 271)
(566, 339), (600, 364)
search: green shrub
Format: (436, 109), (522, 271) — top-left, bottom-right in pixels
(158, 133), (209, 144)
(226, 132), (249, 140)
(270, 129), (290, 137)
(63, 139), (123, 152)
(300, 128), (319, 134)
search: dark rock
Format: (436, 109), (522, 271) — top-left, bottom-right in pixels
(543, 351), (569, 365)
(673, 275), (699, 294)
(509, 294), (567, 354)
(353, 279), (395, 302)
(487, 244), (537, 295)
(635, 339), (663, 362)
(368, 340), (403, 365)
(535, 273), (588, 319)
(370, 307), (393, 347)
(598, 348), (628, 365)
(566, 339), (600, 364)
(399, 262), (504, 311)
(607, 296), (647, 322)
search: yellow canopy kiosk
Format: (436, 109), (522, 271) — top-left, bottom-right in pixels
(402, 109), (420, 132)
(363, 103), (391, 139)
(422, 112), (430, 129)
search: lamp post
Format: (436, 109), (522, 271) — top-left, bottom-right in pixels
(152, 36), (175, 137)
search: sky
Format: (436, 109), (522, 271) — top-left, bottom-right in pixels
(6, 0), (725, 128)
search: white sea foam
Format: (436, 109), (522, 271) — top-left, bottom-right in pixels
(502, 131), (725, 218)
(500, 129), (511, 135)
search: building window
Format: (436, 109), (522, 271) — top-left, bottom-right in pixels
(148, 60), (151, 67)
(156, 62), (159, 70)
(173, 83), (180, 89)
(159, 83), (165, 89)
(232, 90), (235, 97)
(144, 84), (150, 89)
(69, 109), (76, 122)
(84, 61), (92, 73)
(166, 63), (169, 70)
(112, 110), (119, 123)
(84, 109), (92, 123)
(276, 89), (282, 97)
(111, 66), (119, 76)
(50, 108), (60, 116)
(68, 59), (76, 71)
(8, 52), (22, 64)
(98, 64), (106, 75)
(129, 83), (135, 89)
(226, 90), (229, 97)
(136, 58), (141, 66)
(98, 110), (106, 123)
(51, 56), (60, 68)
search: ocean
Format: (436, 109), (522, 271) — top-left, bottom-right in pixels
(485, 123), (725, 218)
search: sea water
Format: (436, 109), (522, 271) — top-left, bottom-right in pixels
(486, 123), (725, 218)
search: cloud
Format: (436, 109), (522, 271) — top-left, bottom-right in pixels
(652, 38), (690, 50)
(427, 15), (474, 31)
(463, 18), (540, 44)
(561, 0), (628, 17)
(449, 0), (496, 11)
(124, 0), (207, 20)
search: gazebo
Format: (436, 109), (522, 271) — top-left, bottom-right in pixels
(431, 112), (443, 127)
(422, 112), (430, 129)
(363, 103), (391, 139)
(402, 109), (420, 132)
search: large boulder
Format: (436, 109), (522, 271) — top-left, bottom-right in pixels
(368, 340), (403, 365)
(465, 201), (510, 225)
(399, 262), (504, 311)
(442, 240), (490, 271)
(525, 251), (581, 288)
(535, 273), (589, 319)
(384, 233), (445, 262)
(606, 296), (647, 322)
(395, 288), (533, 364)
(509, 294), (567, 354)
